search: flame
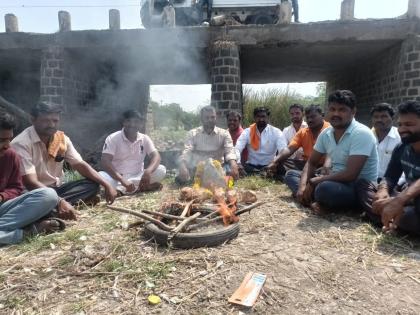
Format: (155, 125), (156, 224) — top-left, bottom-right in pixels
(214, 188), (238, 226)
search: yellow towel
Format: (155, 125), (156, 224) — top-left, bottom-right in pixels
(48, 131), (67, 160)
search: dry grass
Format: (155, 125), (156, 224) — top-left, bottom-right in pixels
(1, 179), (420, 314)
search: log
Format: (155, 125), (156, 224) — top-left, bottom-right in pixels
(187, 202), (264, 231)
(141, 209), (207, 221)
(106, 205), (173, 231)
(180, 199), (195, 218)
(235, 201), (264, 216)
(168, 212), (201, 240)
(0, 95), (31, 128)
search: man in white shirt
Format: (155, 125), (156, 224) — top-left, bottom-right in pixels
(282, 104), (308, 160)
(100, 110), (166, 194)
(235, 107), (287, 175)
(370, 103), (402, 182)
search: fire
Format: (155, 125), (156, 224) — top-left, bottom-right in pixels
(213, 187), (238, 226)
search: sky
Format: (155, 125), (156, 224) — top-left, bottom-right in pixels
(0, 0), (409, 112)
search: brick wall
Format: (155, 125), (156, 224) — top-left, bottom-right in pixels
(327, 35), (420, 124)
(40, 46), (91, 111)
(210, 41), (242, 126)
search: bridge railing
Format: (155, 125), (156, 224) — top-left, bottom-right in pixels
(3, 0), (420, 33)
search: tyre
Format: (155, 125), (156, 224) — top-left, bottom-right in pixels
(140, 2), (151, 28)
(143, 222), (240, 249)
(249, 14), (275, 25)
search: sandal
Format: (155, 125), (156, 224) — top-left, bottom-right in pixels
(24, 218), (66, 237)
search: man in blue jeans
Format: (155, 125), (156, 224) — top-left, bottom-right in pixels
(357, 100), (420, 236)
(298, 90), (378, 214)
(0, 111), (60, 245)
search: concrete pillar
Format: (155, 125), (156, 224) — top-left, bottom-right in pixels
(340, 0), (355, 21)
(408, 0), (420, 18)
(40, 46), (66, 108)
(58, 11), (71, 32)
(4, 14), (18, 33)
(109, 9), (121, 30)
(399, 35), (420, 102)
(210, 41), (242, 126)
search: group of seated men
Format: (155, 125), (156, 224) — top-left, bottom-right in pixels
(1, 88), (420, 245)
(176, 89), (420, 237)
(0, 103), (166, 245)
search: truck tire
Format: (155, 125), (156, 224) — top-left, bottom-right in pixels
(143, 222), (240, 249)
(140, 2), (151, 28)
(250, 14), (275, 25)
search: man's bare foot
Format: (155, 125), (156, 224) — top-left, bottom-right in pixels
(310, 202), (328, 215)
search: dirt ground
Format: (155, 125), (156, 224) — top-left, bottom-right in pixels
(1, 177), (420, 314)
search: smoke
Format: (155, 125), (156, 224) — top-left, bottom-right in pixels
(58, 24), (210, 163)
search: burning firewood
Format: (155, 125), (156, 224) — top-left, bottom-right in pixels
(239, 190), (257, 204)
(213, 187), (239, 226)
(179, 187), (212, 202)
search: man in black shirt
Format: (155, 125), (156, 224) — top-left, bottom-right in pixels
(357, 100), (420, 235)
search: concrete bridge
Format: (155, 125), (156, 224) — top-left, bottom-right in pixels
(1, 0), (420, 151)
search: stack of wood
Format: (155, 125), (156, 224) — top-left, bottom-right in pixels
(106, 187), (261, 237)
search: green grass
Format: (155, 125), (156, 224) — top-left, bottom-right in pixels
(2, 296), (25, 309)
(243, 84), (326, 130)
(235, 175), (277, 190)
(150, 129), (187, 143)
(102, 259), (126, 272)
(57, 255), (75, 267)
(143, 260), (174, 281)
(20, 229), (88, 253)
(360, 223), (414, 252)
(63, 170), (84, 183)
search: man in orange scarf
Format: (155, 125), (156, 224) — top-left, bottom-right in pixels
(235, 107), (287, 175)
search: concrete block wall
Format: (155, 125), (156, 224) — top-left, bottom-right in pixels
(210, 41), (242, 125)
(40, 46), (91, 111)
(327, 36), (420, 124)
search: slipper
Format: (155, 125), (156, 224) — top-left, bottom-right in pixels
(24, 217), (66, 237)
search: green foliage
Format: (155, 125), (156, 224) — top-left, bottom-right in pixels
(150, 101), (200, 131)
(242, 85), (326, 129)
(63, 170), (84, 183)
(235, 175), (276, 190)
(20, 229), (88, 253)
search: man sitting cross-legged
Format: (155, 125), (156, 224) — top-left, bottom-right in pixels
(12, 102), (117, 220)
(370, 103), (403, 184)
(0, 111), (61, 245)
(266, 105), (330, 194)
(100, 110), (166, 194)
(282, 103), (307, 161)
(357, 100), (420, 236)
(235, 107), (287, 176)
(298, 90), (378, 214)
(176, 106), (239, 184)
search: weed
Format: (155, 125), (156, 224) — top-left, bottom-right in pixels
(2, 296), (25, 309)
(143, 260), (174, 280)
(235, 175), (276, 190)
(102, 259), (125, 272)
(63, 170), (84, 183)
(58, 255), (75, 267)
(20, 229), (88, 253)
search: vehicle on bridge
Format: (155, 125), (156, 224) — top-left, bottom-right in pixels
(140, 0), (286, 28)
